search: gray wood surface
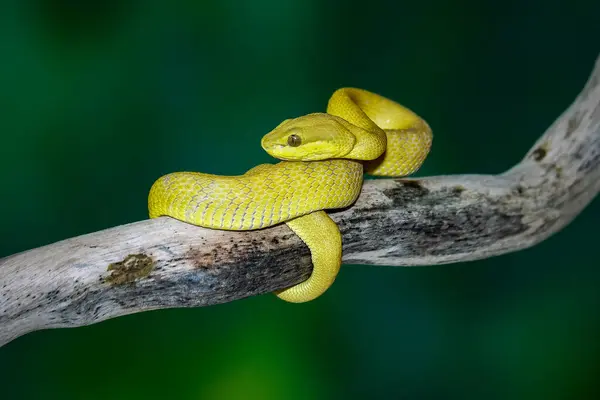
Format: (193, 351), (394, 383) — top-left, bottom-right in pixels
(1, 54), (599, 347)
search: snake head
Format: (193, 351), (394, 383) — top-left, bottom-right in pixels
(261, 113), (356, 161)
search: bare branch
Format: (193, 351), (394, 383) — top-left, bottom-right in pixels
(1, 55), (599, 347)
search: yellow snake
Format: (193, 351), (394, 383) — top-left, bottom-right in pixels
(148, 88), (432, 303)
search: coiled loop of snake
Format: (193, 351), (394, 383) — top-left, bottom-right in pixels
(148, 88), (432, 303)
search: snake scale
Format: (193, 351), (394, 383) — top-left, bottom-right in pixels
(148, 88), (432, 302)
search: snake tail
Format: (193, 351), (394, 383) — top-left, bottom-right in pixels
(276, 211), (342, 303)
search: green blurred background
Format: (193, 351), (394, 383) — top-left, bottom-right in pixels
(1, 1), (599, 399)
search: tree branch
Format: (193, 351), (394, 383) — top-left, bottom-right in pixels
(2, 55), (600, 347)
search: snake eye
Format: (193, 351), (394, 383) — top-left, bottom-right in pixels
(287, 134), (302, 147)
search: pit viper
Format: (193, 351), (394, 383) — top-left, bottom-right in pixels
(148, 88), (432, 303)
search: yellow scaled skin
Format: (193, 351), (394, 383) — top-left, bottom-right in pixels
(148, 88), (432, 303)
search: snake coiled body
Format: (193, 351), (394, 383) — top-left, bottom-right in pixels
(149, 88), (432, 302)
(149, 160), (363, 230)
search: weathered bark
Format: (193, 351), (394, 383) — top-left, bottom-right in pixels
(1, 54), (599, 347)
